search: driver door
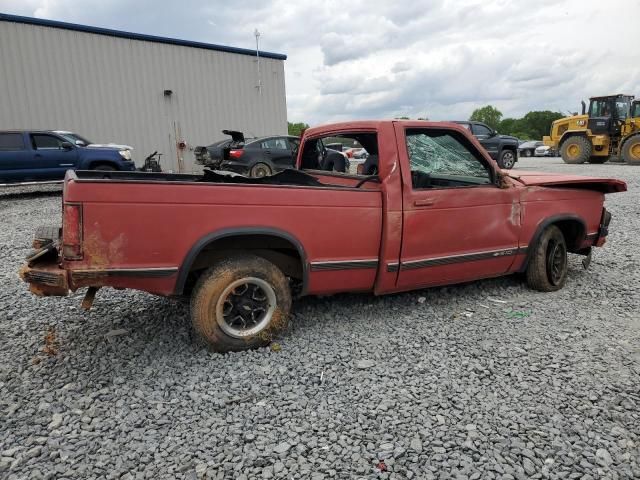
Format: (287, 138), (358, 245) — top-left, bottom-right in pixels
(30, 133), (78, 180)
(395, 125), (521, 290)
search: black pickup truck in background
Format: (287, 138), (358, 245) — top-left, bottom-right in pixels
(452, 121), (519, 169)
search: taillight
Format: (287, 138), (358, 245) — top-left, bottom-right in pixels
(62, 203), (83, 259)
(228, 149), (244, 159)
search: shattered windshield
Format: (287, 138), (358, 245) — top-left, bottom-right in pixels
(406, 131), (490, 179)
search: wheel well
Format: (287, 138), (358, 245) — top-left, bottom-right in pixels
(559, 132), (587, 148)
(89, 160), (118, 169)
(521, 216), (586, 272)
(178, 232), (305, 295)
(553, 219), (586, 252)
(500, 145), (516, 155)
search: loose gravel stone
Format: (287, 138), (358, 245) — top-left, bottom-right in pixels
(1, 159), (639, 479)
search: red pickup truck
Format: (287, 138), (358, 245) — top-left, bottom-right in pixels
(21, 121), (626, 352)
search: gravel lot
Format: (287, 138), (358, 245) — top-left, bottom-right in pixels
(1, 158), (639, 480)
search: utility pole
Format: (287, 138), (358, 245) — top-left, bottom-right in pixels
(254, 28), (262, 94)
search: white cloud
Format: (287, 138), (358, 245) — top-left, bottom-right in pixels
(2, 0), (639, 124)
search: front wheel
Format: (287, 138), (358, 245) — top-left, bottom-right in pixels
(560, 136), (591, 164)
(522, 149), (532, 157)
(250, 163), (273, 178)
(526, 225), (568, 292)
(498, 149), (516, 169)
(190, 254), (291, 352)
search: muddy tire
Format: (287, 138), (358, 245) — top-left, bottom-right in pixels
(560, 136), (591, 164)
(526, 225), (568, 292)
(250, 163), (272, 178)
(498, 149), (516, 169)
(588, 156), (608, 164)
(190, 254), (291, 352)
(622, 135), (640, 165)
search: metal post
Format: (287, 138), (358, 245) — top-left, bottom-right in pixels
(255, 29), (262, 94)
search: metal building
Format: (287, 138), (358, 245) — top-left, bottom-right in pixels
(0, 13), (287, 172)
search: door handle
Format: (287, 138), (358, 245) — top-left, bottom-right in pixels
(414, 198), (436, 207)
(264, 150), (271, 155)
(34, 154), (42, 158)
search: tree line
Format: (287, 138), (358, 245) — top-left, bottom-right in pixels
(469, 105), (564, 140)
(289, 106), (564, 141)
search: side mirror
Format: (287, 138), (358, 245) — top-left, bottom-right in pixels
(60, 142), (73, 150)
(489, 130), (498, 137)
(75, 140), (86, 146)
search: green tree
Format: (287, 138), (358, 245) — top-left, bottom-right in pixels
(469, 105), (503, 130)
(288, 122), (309, 136)
(520, 111), (564, 140)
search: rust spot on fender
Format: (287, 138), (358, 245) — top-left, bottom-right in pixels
(83, 228), (126, 268)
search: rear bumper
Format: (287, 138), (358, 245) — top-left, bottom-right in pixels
(596, 208), (612, 247)
(20, 259), (69, 296)
(20, 226), (68, 296)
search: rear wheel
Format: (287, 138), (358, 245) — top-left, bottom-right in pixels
(622, 136), (640, 165)
(588, 156), (608, 164)
(526, 225), (568, 292)
(190, 254), (291, 352)
(498, 149), (516, 169)
(560, 136), (591, 164)
(250, 163), (272, 178)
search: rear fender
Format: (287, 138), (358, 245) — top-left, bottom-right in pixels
(175, 227), (309, 295)
(519, 215), (587, 272)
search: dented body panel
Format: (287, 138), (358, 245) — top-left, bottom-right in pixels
(20, 120), (626, 301)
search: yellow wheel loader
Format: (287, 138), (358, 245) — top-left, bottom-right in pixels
(544, 95), (640, 165)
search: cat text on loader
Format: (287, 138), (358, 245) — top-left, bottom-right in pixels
(543, 94), (640, 165)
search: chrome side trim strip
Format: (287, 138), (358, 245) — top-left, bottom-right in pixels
(387, 246), (527, 272)
(310, 259), (378, 272)
(72, 267), (178, 280)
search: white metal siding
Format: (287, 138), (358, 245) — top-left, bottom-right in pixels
(0, 21), (287, 172)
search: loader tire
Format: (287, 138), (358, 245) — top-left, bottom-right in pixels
(526, 225), (568, 292)
(560, 136), (591, 164)
(622, 135), (640, 165)
(190, 254), (291, 352)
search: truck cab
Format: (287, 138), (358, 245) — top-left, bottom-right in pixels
(586, 94), (633, 136)
(0, 130), (136, 184)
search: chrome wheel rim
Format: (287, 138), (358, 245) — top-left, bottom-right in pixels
(215, 277), (276, 338)
(546, 239), (566, 286)
(253, 166), (269, 177)
(503, 152), (515, 168)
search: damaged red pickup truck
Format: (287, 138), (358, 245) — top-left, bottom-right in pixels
(21, 121), (626, 352)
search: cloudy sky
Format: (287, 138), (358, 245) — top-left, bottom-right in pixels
(2, 0), (639, 125)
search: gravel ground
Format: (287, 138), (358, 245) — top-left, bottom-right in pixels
(1, 158), (639, 480)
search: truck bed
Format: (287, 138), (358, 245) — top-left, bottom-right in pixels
(71, 168), (362, 189)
